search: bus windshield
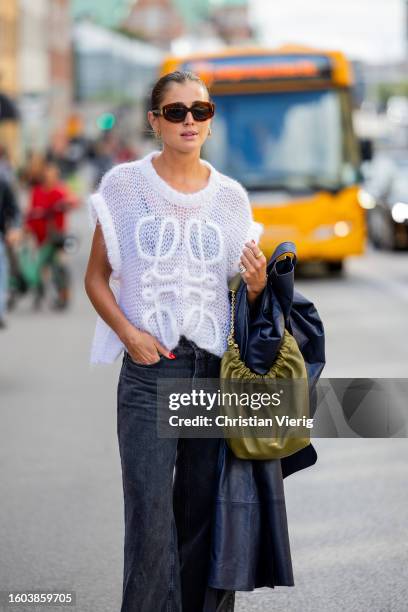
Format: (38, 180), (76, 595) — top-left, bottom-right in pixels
(202, 89), (359, 192)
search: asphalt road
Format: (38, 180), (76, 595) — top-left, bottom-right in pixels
(1, 205), (407, 612)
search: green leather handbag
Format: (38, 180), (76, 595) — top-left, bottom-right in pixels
(220, 272), (311, 460)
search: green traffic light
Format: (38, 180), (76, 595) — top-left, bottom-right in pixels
(96, 113), (116, 130)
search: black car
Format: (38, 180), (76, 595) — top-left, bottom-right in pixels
(361, 151), (408, 250)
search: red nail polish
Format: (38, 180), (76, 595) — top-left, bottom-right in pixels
(169, 352), (176, 359)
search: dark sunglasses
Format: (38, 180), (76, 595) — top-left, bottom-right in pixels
(152, 101), (215, 123)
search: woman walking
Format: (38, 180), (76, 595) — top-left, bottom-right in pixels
(84, 70), (267, 612)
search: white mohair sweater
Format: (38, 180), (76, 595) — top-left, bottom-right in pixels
(88, 149), (264, 364)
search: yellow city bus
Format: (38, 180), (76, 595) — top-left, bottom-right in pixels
(158, 45), (366, 272)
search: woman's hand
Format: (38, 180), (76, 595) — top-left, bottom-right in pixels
(239, 240), (268, 305)
(120, 326), (175, 365)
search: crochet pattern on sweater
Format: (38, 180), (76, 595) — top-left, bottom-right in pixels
(87, 149), (264, 364)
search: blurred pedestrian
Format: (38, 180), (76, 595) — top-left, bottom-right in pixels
(0, 144), (16, 185)
(0, 177), (22, 328)
(20, 151), (47, 188)
(91, 134), (115, 189)
(25, 160), (79, 309)
(115, 138), (140, 163)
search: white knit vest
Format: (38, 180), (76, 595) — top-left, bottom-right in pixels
(88, 149), (264, 364)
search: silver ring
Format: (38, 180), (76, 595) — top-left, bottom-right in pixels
(239, 264), (247, 273)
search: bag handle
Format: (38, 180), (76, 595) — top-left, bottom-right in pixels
(266, 241), (297, 276)
(227, 285), (239, 348)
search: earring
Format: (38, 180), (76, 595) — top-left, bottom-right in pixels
(156, 129), (161, 139)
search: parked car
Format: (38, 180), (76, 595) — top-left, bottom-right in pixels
(361, 151), (408, 250)
(386, 96), (408, 127)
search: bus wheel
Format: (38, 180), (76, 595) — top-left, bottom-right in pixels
(327, 260), (344, 275)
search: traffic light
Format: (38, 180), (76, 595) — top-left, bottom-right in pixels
(96, 113), (116, 131)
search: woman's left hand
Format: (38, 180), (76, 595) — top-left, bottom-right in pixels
(239, 240), (268, 304)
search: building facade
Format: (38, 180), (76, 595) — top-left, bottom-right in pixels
(0, 0), (19, 161)
(122, 0), (185, 49)
(18, 0), (73, 151)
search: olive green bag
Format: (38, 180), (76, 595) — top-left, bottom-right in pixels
(220, 272), (311, 460)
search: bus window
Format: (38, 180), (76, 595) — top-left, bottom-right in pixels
(203, 89), (360, 192)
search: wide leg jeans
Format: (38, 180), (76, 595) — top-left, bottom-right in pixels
(117, 335), (235, 612)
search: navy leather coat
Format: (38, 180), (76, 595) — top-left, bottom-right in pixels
(208, 242), (326, 591)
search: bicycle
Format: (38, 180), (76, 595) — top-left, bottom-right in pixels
(8, 199), (79, 311)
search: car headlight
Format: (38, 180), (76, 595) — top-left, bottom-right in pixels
(357, 189), (376, 209)
(391, 202), (408, 223)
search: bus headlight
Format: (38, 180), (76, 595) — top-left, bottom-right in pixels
(334, 221), (351, 237)
(391, 202), (408, 223)
(358, 189), (376, 209)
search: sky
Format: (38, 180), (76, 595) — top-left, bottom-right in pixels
(250, 0), (406, 64)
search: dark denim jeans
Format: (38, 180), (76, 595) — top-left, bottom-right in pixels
(117, 335), (235, 612)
